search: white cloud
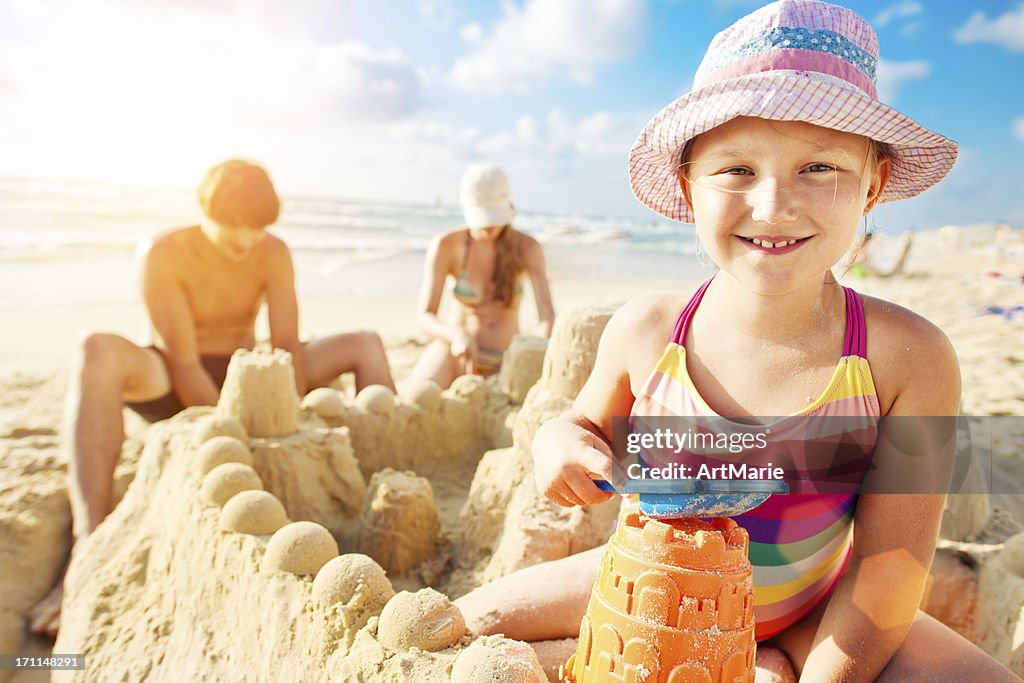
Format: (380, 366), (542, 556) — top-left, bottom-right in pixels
(311, 44), (424, 121)
(417, 0), (459, 27)
(873, 1), (923, 28)
(0, 1), (430, 190)
(875, 59), (930, 103)
(1014, 117), (1024, 143)
(473, 109), (645, 160)
(899, 20), (923, 39)
(954, 4), (1024, 52)
(449, 0), (648, 95)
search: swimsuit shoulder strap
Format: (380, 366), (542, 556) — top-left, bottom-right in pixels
(841, 286), (867, 358)
(670, 278), (714, 346)
(671, 280), (868, 359)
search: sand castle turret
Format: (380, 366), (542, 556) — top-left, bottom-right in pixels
(356, 468), (441, 575)
(499, 334), (548, 404)
(563, 504), (756, 683)
(217, 349), (300, 437)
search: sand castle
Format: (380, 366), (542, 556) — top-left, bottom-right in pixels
(2, 305), (1024, 681)
(41, 316), (619, 682)
(564, 509), (756, 683)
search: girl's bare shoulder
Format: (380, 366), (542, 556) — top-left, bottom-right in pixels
(604, 289), (700, 376)
(860, 294), (960, 414)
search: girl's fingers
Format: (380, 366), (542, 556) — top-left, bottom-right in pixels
(548, 491), (574, 507)
(552, 480), (588, 507)
(563, 467), (614, 506)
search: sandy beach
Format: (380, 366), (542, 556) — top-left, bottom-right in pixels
(1, 222), (1023, 681)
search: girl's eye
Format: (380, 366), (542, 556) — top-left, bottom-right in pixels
(722, 167), (753, 175)
(805, 163), (836, 173)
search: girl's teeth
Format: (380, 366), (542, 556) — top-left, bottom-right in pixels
(750, 238), (799, 248)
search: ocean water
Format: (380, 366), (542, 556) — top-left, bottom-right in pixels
(0, 176), (706, 308)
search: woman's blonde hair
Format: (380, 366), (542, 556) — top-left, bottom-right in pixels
(491, 225), (522, 306)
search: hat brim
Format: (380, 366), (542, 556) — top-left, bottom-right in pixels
(463, 204), (515, 229)
(628, 70), (958, 223)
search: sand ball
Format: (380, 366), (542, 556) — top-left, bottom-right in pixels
(194, 414), (247, 444)
(400, 379), (442, 411)
(1003, 532), (1024, 576)
(302, 387), (346, 418)
(200, 463), (263, 506)
(263, 521), (338, 575)
(312, 554), (393, 607)
(451, 636), (546, 683)
(354, 385), (396, 414)
(377, 588), (466, 652)
(448, 374), (487, 403)
(197, 436), (253, 475)
(219, 490), (288, 535)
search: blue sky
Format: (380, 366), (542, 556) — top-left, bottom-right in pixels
(1, 0), (1022, 228)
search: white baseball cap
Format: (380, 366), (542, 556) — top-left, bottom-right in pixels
(460, 164), (515, 229)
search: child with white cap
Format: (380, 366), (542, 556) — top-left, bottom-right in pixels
(455, 1), (1017, 679)
(411, 164), (554, 388)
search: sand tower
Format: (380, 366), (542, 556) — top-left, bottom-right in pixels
(356, 468), (441, 575)
(563, 504), (756, 683)
(217, 349), (300, 437)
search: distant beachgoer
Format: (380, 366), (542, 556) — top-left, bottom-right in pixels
(455, 1), (1017, 680)
(27, 159), (395, 637)
(844, 230), (913, 277)
(410, 164), (554, 388)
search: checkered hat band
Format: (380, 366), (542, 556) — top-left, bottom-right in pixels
(699, 48), (876, 98)
(701, 27), (877, 84)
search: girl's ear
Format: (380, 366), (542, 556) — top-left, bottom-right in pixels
(864, 156), (892, 215)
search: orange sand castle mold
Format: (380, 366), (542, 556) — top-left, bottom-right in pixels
(564, 504), (756, 683)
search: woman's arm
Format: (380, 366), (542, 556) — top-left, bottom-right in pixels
(416, 233), (474, 356)
(522, 236), (555, 338)
(800, 312), (961, 682)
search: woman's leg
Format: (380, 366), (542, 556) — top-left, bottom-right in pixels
(408, 339), (462, 389)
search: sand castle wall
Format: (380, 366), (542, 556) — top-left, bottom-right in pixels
(47, 325), (575, 681)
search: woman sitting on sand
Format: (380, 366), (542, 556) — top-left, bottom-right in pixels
(410, 164), (554, 388)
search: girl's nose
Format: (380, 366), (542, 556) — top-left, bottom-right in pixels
(749, 180), (798, 225)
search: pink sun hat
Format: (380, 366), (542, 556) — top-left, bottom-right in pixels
(628, 0), (958, 224)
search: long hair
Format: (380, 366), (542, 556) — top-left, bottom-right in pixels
(491, 225), (522, 306)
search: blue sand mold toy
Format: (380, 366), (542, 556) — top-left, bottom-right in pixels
(593, 478), (788, 519)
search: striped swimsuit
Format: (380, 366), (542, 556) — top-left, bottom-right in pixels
(630, 280), (879, 641)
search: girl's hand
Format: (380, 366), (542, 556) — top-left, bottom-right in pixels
(532, 416), (618, 507)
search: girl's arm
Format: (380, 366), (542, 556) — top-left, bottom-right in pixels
(522, 236), (555, 338)
(533, 296), (660, 507)
(800, 313), (961, 682)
